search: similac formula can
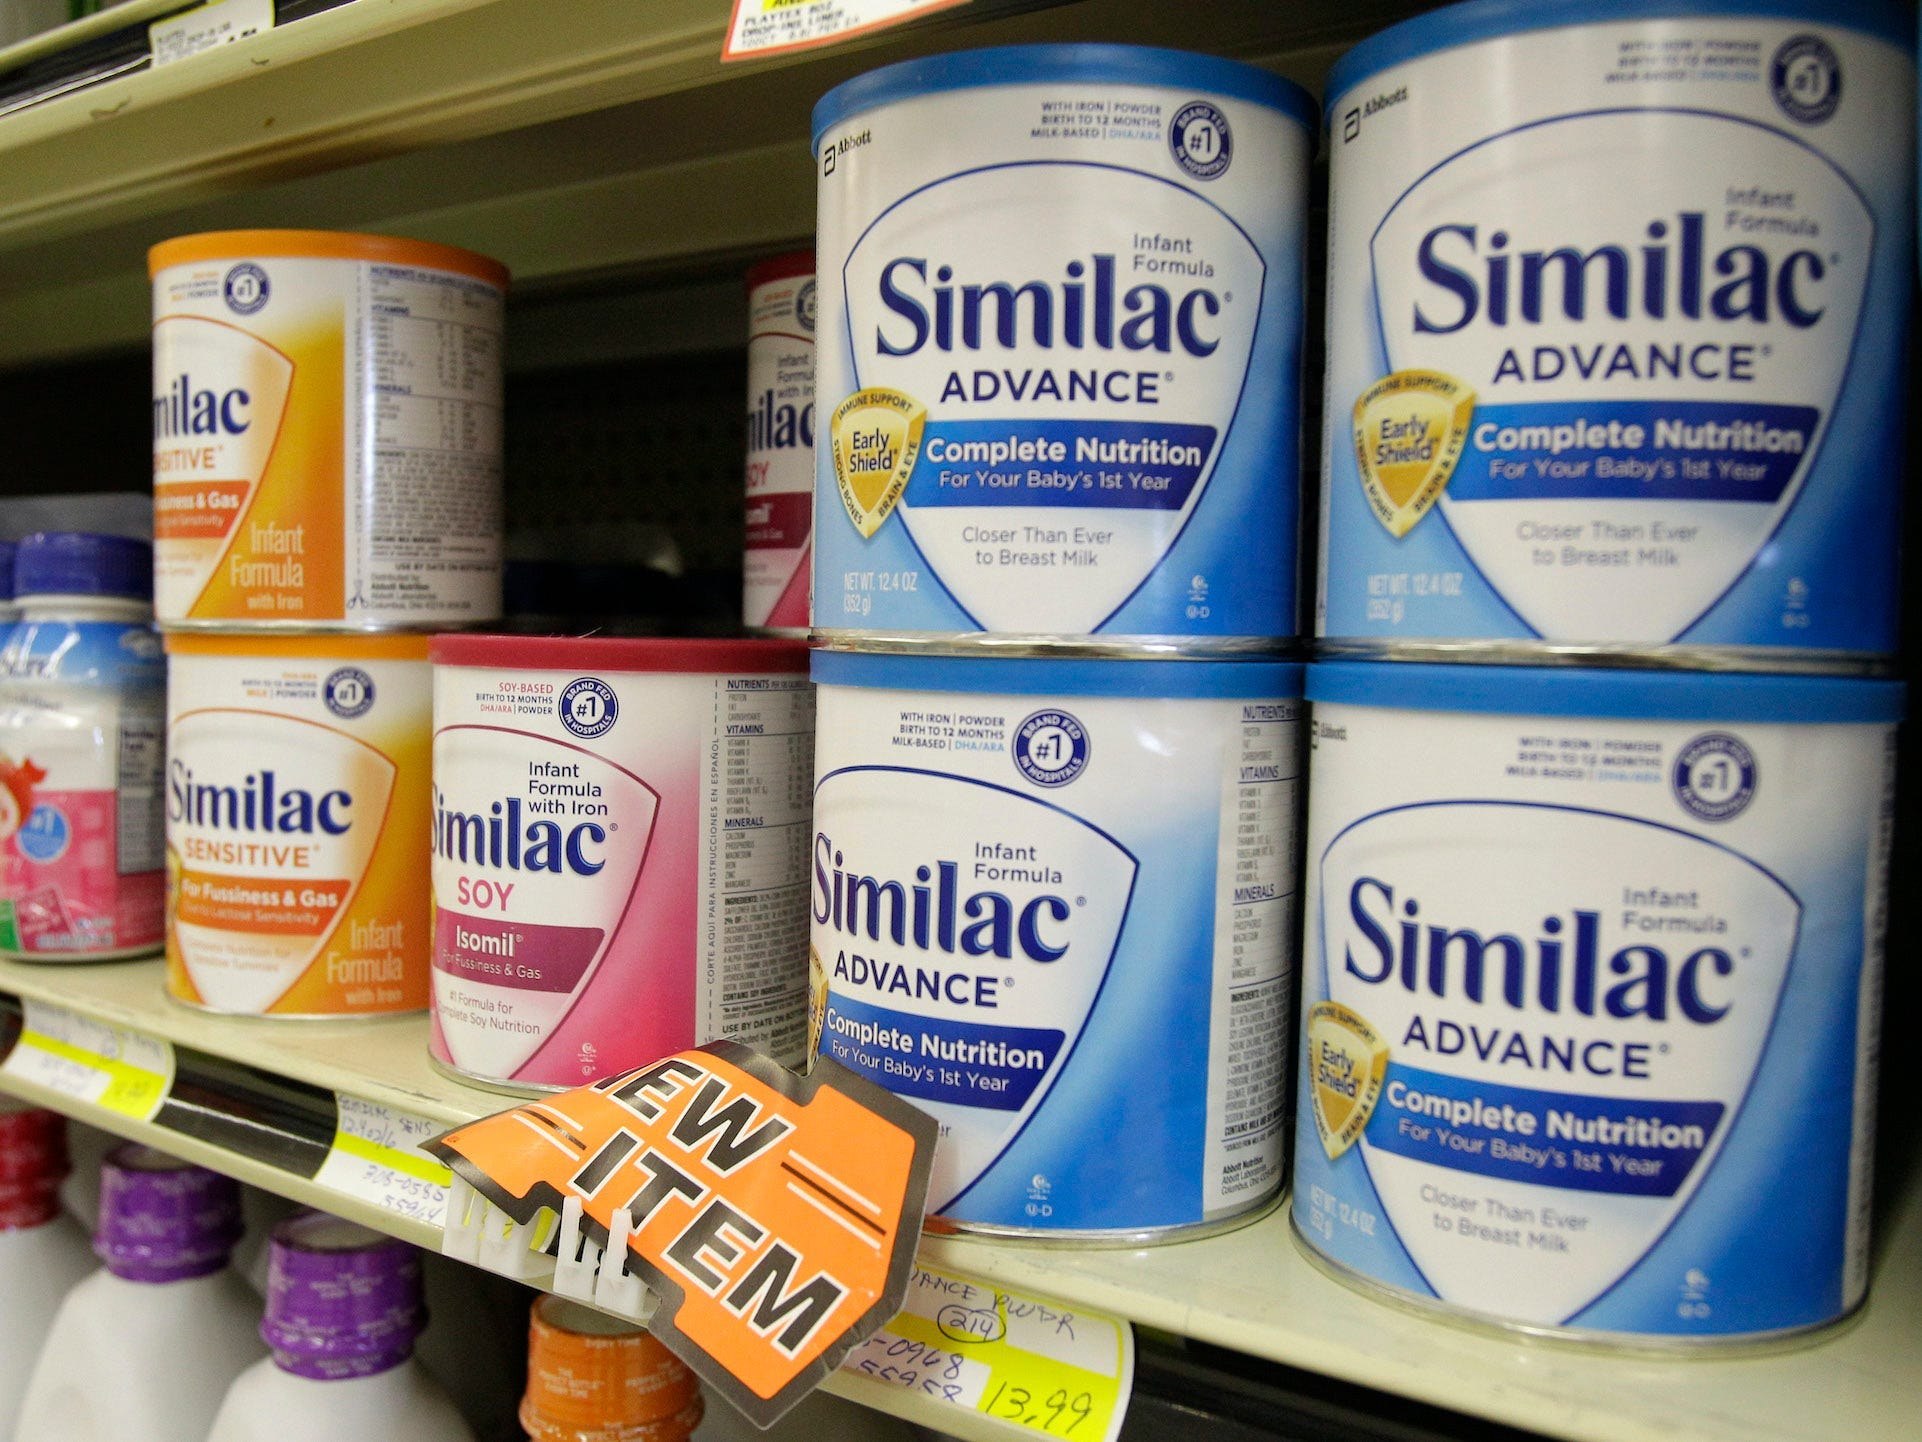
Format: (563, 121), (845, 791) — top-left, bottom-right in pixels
(429, 636), (812, 1093)
(812, 47), (1313, 650)
(744, 252), (816, 634)
(1294, 661), (1899, 1344)
(810, 650), (1302, 1239)
(1318, 1), (1915, 667)
(149, 230), (507, 630)
(0, 533), (164, 961)
(163, 632), (431, 1016)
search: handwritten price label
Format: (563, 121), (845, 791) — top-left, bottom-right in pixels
(721, 0), (969, 60)
(313, 1096), (453, 1228)
(841, 1265), (1133, 1441)
(0, 1000), (174, 1121)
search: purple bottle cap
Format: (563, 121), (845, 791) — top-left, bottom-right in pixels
(262, 1211), (426, 1380)
(94, 1144), (243, 1283)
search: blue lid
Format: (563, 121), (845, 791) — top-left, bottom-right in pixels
(1308, 661), (1904, 723)
(14, 532), (152, 601)
(0, 540), (14, 601)
(813, 648), (1303, 700)
(814, 44), (1318, 145)
(1326, 0), (1909, 110)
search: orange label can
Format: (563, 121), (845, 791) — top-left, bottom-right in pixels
(149, 230), (507, 630)
(163, 631), (431, 1016)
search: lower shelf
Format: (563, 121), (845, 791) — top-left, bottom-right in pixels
(2, 954), (1915, 1442)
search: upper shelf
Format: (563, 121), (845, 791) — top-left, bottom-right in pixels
(2, 954), (1917, 1442)
(0, 0), (1413, 367)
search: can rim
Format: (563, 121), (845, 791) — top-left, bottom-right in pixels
(813, 43), (1318, 146)
(164, 631), (432, 660)
(812, 647), (1304, 699)
(1307, 659), (1906, 722)
(1324, 0), (1909, 111)
(430, 633), (810, 673)
(149, 230), (510, 288)
(745, 250), (816, 290)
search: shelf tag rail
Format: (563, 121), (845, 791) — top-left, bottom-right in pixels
(0, 997), (174, 1122)
(313, 1093), (454, 1229)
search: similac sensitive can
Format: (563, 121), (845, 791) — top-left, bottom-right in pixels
(810, 650), (1301, 1239)
(164, 633), (431, 1016)
(0, 534), (164, 961)
(429, 636), (812, 1093)
(812, 46), (1313, 649)
(744, 252), (816, 633)
(1318, 1), (1915, 666)
(1294, 661), (1899, 1344)
(150, 230), (507, 630)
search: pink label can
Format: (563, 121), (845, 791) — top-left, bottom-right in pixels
(742, 252), (815, 633)
(428, 635), (812, 1092)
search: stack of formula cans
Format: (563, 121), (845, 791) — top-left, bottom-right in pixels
(150, 229), (509, 1020)
(806, 44), (1316, 1240)
(1296, 0), (1911, 1346)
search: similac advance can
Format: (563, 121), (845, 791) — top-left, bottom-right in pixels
(812, 47), (1313, 649)
(810, 651), (1301, 1238)
(744, 252), (816, 633)
(164, 633), (431, 1016)
(1294, 661), (1899, 1344)
(428, 636), (812, 1093)
(1319, 0), (1915, 666)
(150, 231), (507, 630)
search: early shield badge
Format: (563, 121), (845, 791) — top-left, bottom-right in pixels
(831, 388), (925, 538)
(1353, 370), (1475, 538)
(1306, 1001), (1389, 1161)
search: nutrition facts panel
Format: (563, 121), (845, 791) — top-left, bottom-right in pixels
(1205, 700), (1301, 1210)
(352, 264), (504, 608)
(705, 677), (816, 1065)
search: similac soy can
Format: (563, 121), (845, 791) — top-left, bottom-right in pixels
(810, 650), (1302, 1239)
(1294, 661), (1899, 1344)
(1318, 0), (1915, 666)
(429, 636), (812, 1093)
(743, 252), (816, 633)
(163, 633), (432, 1016)
(149, 230), (507, 630)
(812, 46), (1313, 649)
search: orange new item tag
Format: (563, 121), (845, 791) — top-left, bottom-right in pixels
(426, 1040), (938, 1427)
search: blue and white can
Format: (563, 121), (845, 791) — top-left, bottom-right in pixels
(809, 650), (1303, 1239)
(812, 46), (1314, 649)
(1318, 0), (1915, 667)
(1295, 661), (1899, 1343)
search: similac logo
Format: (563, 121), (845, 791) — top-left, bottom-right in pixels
(151, 372), (253, 438)
(168, 761), (351, 834)
(432, 785), (608, 877)
(748, 388), (815, 453)
(1315, 801), (1800, 1323)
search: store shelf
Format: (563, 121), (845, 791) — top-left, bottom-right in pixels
(3, 954), (1917, 1442)
(0, 0), (1422, 366)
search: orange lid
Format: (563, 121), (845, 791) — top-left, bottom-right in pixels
(148, 229), (508, 288)
(521, 1296), (704, 1442)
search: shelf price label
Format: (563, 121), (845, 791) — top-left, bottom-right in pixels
(721, 0), (971, 61)
(0, 999), (174, 1122)
(841, 1264), (1134, 1442)
(314, 1095), (453, 1229)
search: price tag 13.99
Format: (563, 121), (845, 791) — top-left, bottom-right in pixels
(313, 1095), (453, 1228)
(0, 1000), (175, 1122)
(841, 1264), (1134, 1441)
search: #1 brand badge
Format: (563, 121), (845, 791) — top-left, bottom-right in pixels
(831, 388), (924, 538)
(1353, 371), (1474, 538)
(1305, 1001), (1388, 1160)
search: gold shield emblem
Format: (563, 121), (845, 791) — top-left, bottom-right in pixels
(1306, 1001), (1390, 1161)
(1352, 370), (1476, 538)
(831, 388), (925, 538)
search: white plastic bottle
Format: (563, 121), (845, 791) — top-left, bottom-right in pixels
(0, 531), (164, 960)
(0, 1104), (95, 1437)
(207, 1211), (474, 1442)
(12, 1144), (265, 1442)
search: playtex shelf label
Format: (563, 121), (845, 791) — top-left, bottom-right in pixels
(313, 1095), (453, 1228)
(426, 1040), (937, 1427)
(0, 999), (174, 1121)
(723, 0), (969, 61)
(842, 1264), (1133, 1442)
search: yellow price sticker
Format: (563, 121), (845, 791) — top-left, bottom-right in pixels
(841, 1265), (1133, 1441)
(0, 1000), (174, 1122)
